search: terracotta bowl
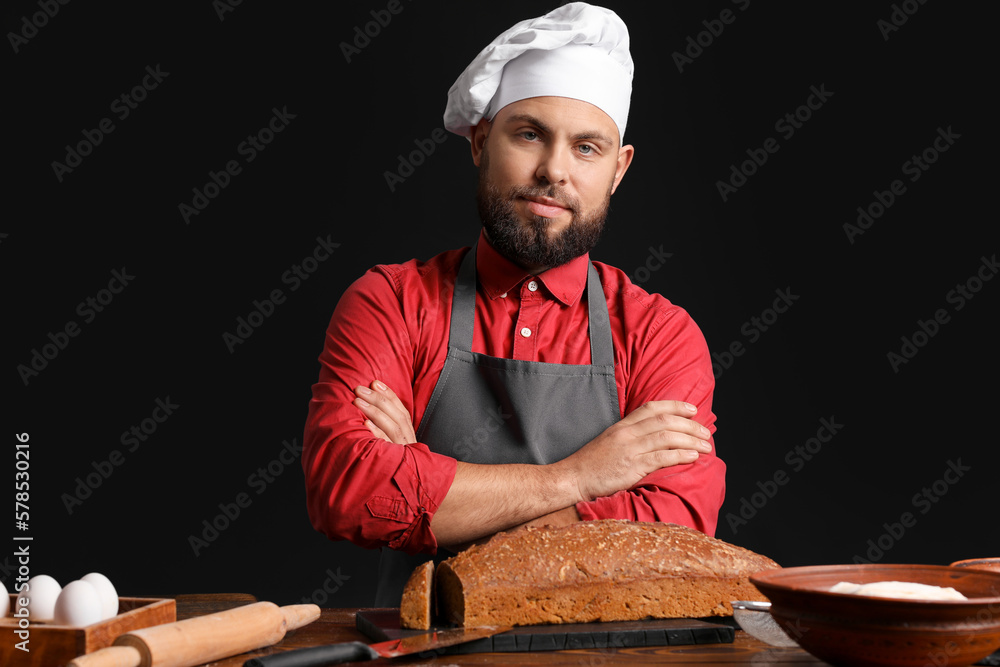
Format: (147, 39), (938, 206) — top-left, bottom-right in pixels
(951, 558), (1000, 574)
(751, 564), (1000, 667)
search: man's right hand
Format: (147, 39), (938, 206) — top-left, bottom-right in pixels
(556, 400), (713, 504)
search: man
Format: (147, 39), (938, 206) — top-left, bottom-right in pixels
(303, 3), (725, 605)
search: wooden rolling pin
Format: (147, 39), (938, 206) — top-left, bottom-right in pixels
(68, 601), (320, 667)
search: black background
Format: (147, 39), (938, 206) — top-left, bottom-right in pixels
(4, 1), (995, 609)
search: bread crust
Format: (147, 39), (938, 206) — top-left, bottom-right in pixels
(433, 520), (779, 627)
(400, 559), (434, 630)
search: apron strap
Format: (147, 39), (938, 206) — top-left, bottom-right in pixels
(586, 261), (615, 367)
(448, 242), (615, 367)
(447, 245), (479, 352)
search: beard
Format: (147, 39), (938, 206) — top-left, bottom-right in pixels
(476, 149), (612, 269)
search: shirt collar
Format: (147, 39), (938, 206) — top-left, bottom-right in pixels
(474, 229), (590, 307)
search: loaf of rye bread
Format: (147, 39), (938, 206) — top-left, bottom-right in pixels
(400, 519), (779, 629)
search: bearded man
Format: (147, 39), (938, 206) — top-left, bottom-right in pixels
(303, 3), (726, 605)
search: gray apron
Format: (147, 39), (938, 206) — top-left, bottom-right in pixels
(373, 243), (621, 606)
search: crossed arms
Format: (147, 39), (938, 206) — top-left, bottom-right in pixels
(302, 260), (726, 555)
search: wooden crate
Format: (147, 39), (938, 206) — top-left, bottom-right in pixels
(0, 595), (176, 666)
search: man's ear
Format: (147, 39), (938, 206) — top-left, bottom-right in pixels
(470, 118), (491, 167)
(610, 143), (634, 195)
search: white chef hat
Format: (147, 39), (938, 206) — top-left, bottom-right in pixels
(443, 3), (633, 144)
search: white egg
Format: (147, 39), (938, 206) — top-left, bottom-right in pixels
(15, 574), (61, 622)
(81, 572), (119, 619)
(1, 578), (9, 617)
(53, 580), (102, 626)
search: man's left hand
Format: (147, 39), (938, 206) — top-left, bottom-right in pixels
(354, 380), (417, 445)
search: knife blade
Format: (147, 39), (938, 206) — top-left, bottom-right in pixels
(730, 600), (799, 647)
(243, 625), (511, 667)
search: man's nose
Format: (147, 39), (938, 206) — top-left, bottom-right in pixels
(535, 146), (570, 185)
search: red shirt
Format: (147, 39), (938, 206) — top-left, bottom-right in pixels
(303, 231), (725, 555)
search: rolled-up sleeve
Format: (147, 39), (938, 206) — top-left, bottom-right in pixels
(575, 304), (726, 536)
(303, 270), (457, 555)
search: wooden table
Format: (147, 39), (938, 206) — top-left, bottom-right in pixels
(172, 594), (829, 666)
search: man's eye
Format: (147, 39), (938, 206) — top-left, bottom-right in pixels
(521, 131), (538, 141)
(578, 144), (593, 155)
